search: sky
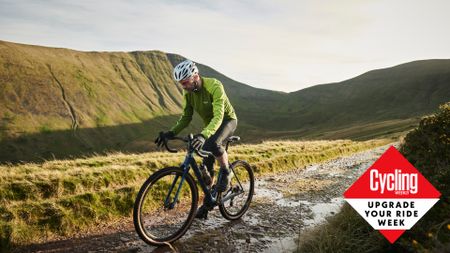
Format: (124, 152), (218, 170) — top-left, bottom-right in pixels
(1, 0), (449, 92)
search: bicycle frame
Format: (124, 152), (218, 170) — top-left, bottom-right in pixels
(162, 134), (246, 210)
(164, 151), (218, 209)
(164, 151), (245, 209)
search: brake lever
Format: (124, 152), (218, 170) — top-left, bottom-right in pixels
(195, 149), (213, 158)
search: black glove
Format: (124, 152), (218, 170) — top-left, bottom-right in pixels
(192, 134), (206, 150)
(155, 131), (175, 147)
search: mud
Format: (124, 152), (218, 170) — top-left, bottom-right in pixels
(16, 144), (395, 253)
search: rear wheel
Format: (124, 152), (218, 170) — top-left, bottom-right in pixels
(218, 160), (254, 220)
(133, 167), (198, 245)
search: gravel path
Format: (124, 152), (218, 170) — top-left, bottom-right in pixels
(16, 144), (395, 253)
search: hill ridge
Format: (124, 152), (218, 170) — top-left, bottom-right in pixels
(0, 40), (449, 162)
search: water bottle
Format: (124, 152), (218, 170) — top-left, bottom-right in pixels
(200, 164), (213, 187)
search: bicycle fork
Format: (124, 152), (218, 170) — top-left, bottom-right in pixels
(163, 154), (192, 209)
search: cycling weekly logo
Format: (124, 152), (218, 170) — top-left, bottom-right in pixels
(344, 146), (441, 243)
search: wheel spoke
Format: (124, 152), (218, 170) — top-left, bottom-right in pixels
(134, 167), (197, 245)
(219, 161), (254, 220)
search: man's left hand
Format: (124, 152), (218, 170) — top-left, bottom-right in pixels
(192, 134), (206, 150)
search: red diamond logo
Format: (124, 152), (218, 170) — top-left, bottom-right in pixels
(344, 146), (441, 243)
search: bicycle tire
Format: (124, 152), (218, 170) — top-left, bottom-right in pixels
(133, 166), (198, 245)
(218, 160), (254, 220)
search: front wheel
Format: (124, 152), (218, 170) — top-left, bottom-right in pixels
(133, 167), (198, 246)
(218, 160), (254, 220)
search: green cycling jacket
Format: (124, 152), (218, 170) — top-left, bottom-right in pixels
(170, 77), (237, 138)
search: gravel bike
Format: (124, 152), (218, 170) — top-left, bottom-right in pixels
(133, 134), (254, 246)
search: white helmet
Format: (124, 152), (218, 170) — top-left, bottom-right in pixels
(173, 59), (199, 81)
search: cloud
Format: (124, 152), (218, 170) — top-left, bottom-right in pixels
(0, 0), (449, 92)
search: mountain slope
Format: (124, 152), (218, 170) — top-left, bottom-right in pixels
(284, 59), (450, 129)
(0, 41), (196, 162)
(0, 41), (182, 132)
(0, 40), (449, 162)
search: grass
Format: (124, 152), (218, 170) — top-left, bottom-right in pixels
(296, 103), (450, 253)
(296, 202), (450, 253)
(297, 203), (391, 253)
(0, 138), (391, 249)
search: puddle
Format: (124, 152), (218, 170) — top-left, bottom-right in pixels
(275, 198), (303, 207)
(255, 187), (284, 200)
(274, 197), (344, 226)
(262, 236), (299, 253)
(303, 197), (344, 226)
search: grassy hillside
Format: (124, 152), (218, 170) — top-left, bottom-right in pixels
(0, 41), (202, 162)
(0, 138), (390, 250)
(281, 60), (450, 131)
(0, 40), (449, 162)
(0, 42), (182, 129)
(168, 53), (449, 138)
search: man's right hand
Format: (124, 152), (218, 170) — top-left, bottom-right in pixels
(155, 131), (175, 147)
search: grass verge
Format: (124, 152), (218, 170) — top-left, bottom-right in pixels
(297, 103), (450, 253)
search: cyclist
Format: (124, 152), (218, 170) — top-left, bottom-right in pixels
(155, 59), (238, 219)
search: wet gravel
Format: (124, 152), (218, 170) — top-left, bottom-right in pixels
(16, 143), (396, 253)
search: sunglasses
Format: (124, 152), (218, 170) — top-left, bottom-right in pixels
(179, 76), (194, 86)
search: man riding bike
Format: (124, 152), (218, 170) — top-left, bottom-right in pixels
(155, 59), (238, 219)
